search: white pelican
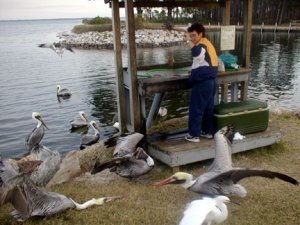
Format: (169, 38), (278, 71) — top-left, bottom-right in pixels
(80, 121), (101, 150)
(70, 111), (89, 129)
(179, 196), (230, 225)
(25, 112), (48, 151)
(154, 126), (299, 197)
(0, 157), (122, 221)
(92, 147), (154, 179)
(57, 85), (72, 97)
(38, 42), (74, 58)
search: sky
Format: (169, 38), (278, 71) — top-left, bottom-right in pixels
(0, 0), (125, 20)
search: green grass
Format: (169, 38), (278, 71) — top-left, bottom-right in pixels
(1, 113), (300, 224)
(72, 24), (112, 34)
(72, 21), (169, 34)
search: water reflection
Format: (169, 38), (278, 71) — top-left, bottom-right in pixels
(249, 32), (300, 108)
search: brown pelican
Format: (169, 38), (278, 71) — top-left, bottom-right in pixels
(25, 112), (48, 151)
(57, 85), (72, 97)
(154, 126), (299, 197)
(80, 121), (101, 150)
(179, 196), (230, 225)
(38, 42), (74, 58)
(0, 157), (122, 221)
(92, 147), (154, 179)
(70, 111), (89, 129)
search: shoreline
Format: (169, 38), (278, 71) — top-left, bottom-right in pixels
(59, 29), (187, 49)
(59, 25), (299, 50)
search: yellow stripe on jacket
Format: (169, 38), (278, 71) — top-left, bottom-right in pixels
(195, 37), (218, 67)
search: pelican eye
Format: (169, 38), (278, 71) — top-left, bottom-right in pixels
(172, 176), (187, 184)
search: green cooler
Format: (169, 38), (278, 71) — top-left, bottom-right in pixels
(214, 99), (269, 135)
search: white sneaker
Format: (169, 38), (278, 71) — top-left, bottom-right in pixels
(200, 132), (213, 139)
(185, 134), (200, 143)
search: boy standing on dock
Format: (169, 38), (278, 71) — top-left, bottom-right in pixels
(185, 23), (218, 143)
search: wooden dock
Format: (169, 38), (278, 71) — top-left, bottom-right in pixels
(147, 122), (281, 167)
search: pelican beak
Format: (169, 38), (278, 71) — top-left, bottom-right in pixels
(94, 124), (101, 132)
(83, 114), (89, 122)
(153, 176), (176, 187)
(40, 118), (49, 129)
(103, 195), (125, 203)
(229, 199), (240, 206)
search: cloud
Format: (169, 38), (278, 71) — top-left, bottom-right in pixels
(0, 0), (115, 20)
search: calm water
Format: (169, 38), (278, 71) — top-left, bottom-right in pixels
(0, 19), (299, 158)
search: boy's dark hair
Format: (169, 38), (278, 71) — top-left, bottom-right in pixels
(187, 23), (206, 37)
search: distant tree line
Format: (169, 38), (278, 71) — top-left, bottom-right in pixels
(82, 16), (112, 25)
(137, 0), (299, 25)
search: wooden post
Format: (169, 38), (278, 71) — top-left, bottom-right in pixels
(222, 0), (231, 25)
(125, 0), (141, 132)
(111, 0), (126, 134)
(220, 0), (230, 101)
(243, 0), (253, 68)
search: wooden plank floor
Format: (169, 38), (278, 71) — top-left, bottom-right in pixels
(147, 123), (281, 167)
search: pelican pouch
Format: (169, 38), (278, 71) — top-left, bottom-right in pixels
(214, 99), (269, 135)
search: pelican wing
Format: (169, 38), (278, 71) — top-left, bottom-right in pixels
(113, 133), (144, 157)
(0, 160), (24, 206)
(25, 126), (44, 151)
(91, 156), (131, 174)
(196, 168), (299, 196)
(81, 134), (100, 146)
(64, 44), (74, 52)
(29, 146), (61, 187)
(116, 158), (152, 178)
(215, 169), (299, 185)
(10, 177), (74, 221)
(208, 126), (234, 172)
(58, 88), (71, 96)
(70, 118), (88, 128)
(38, 43), (56, 53)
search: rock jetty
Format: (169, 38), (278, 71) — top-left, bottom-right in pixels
(58, 29), (187, 49)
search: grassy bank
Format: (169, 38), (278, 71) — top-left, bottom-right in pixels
(72, 21), (165, 34)
(1, 113), (299, 225)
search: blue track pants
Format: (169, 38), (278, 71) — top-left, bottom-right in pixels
(188, 78), (217, 137)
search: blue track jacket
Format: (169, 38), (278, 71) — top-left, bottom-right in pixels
(189, 37), (218, 82)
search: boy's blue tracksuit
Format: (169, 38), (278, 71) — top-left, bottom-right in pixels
(188, 37), (218, 137)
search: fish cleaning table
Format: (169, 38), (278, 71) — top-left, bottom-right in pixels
(123, 62), (251, 130)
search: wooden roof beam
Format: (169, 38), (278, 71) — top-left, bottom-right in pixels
(109, 1), (224, 9)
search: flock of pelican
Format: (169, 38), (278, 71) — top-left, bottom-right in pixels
(0, 81), (125, 221)
(1, 114), (299, 223)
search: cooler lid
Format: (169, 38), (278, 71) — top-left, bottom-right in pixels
(214, 99), (268, 115)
